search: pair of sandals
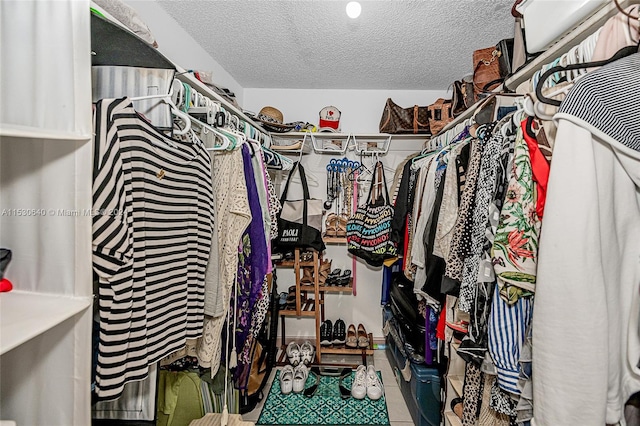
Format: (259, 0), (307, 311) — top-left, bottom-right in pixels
(280, 364), (308, 395)
(281, 286), (307, 310)
(325, 213), (348, 238)
(286, 341), (314, 366)
(326, 268), (351, 286)
(345, 324), (370, 349)
(300, 260), (332, 286)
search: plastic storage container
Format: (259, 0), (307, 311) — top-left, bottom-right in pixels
(383, 306), (441, 426)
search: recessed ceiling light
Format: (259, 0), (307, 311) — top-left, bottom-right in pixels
(346, 1), (361, 19)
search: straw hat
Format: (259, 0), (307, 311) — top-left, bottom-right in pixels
(255, 106), (293, 129)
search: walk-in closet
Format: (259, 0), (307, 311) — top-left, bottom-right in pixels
(1, 0), (639, 425)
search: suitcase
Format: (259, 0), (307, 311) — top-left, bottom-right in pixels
(385, 320), (442, 426)
(389, 272), (426, 356)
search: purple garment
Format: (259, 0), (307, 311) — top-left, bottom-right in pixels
(233, 145), (269, 387)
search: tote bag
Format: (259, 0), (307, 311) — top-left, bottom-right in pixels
(276, 162), (325, 252)
(346, 162), (397, 267)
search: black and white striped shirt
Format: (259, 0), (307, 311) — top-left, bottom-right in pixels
(93, 98), (214, 399)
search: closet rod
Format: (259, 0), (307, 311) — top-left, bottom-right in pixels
(175, 68), (270, 138)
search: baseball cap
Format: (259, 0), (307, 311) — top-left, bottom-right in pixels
(319, 106), (341, 131)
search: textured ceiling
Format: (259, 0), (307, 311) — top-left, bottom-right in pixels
(157, 0), (516, 90)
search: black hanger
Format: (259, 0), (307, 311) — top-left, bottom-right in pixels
(535, 45), (637, 106)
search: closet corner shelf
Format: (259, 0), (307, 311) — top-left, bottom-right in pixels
(449, 375), (464, 396)
(0, 124), (92, 141)
(323, 236), (347, 244)
(279, 308), (316, 317)
(320, 342), (374, 356)
(275, 259), (315, 268)
(0, 290), (92, 355)
(445, 410), (463, 426)
(318, 285), (353, 293)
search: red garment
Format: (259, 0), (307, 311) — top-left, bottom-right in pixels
(436, 300), (446, 341)
(522, 118), (550, 219)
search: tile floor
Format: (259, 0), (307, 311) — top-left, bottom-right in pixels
(243, 348), (415, 426)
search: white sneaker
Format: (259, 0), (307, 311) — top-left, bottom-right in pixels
(293, 364), (308, 393)
(366, 365), (384, 400)
(286, 341), (300, 366)
(351, 365), (367, 399)
(300, 340), (315, 366)
(280, 365), (294, 395)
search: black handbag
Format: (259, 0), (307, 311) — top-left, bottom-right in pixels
(275, 162), (325, 252)
(346, 162), (397, 267)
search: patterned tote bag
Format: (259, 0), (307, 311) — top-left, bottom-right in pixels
(347, 161), (397, 266)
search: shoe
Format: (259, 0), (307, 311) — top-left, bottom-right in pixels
(300, 267), (314, 285)
(446, 320), (469, 335)
(337, 269), (352, 286)
(300, 251), (314, 262)
(327, 268), (341, 286)
(332, 319), (346, 346)
(280, 365), (294, 395)
(336, 214), (348, 238)
(286, 341), (301, 366)
(300, 341), (315, 366)
(365, 365), (384, 400)
(285, 285), (297, 309)
(293, 364), (309, 393)
(320, 320), (333, 346)
(357, 324), (369, 348)
(351, 365), (367, 399)
(346, 324), (358, 348)
(451, 397), (464, 418)
(278, 292), (288, 310)
(318, 260), (332, 285)
(325, 213), (338, 237)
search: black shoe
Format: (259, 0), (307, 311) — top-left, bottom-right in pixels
(332, 319), (346, 346)
(320, 320), (333, 346)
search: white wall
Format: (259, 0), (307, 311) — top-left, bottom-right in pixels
(244, 88), (449, 133)
(124, 0), (245, 105)
(250, 88), (449, 342)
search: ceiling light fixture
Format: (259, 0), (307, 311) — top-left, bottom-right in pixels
(346, 1), (361, 19)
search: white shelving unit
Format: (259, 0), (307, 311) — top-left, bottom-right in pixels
(0, 291), (91, 355)
(0, 1), (93, 425)
(265, 131), (429, 156)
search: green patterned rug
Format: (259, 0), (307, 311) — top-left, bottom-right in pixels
(256, 369), (390, 425)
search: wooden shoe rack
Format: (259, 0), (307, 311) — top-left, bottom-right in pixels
(275, 247), (373, 366)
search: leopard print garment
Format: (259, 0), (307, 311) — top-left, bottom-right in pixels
(240, 275), (270, 363)
(462, 361), (483, 426)
(459, 131), (503, 313)
(444, 139), (483, 282)
(266, 172), (281, 240)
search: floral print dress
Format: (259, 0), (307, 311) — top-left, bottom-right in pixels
(491, 122), (540, 304)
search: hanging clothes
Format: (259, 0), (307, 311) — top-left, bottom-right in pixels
(197, 149), (251, 377)
(92, 97), (214, 399)
(231, 144), (269, 381)
(492, 122), (540, 303)
(533, 54), (640, 426)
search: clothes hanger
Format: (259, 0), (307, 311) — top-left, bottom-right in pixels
(130, 90), (191, 136)
(535, 44), (638, 106)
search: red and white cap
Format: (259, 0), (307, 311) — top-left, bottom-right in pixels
(319, 106), (341, 131)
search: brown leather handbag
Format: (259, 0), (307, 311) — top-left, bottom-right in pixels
(379, 98), (431, 134)
(473, 46), (503, 100)
(427, 98), (453, 135)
